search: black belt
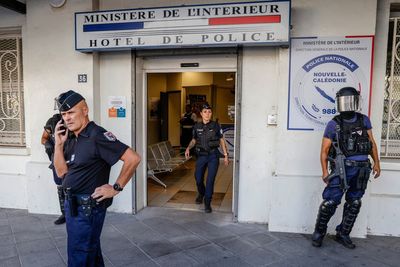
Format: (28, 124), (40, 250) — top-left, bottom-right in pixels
(74, 194), (98, 207)
(344, 160), (370, 167)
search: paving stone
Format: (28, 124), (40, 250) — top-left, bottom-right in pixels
(123, 260), (159, 267)
(204, 256), (253, 267)
(168, 234), (210, 250)
(11, 221), (45, 234)
(47, 226), (67, 239)
(142, 217), (194, 239)
(219, 237), (258, 256)
(182, 221), (236, 243)
(57, 245), (67, 263)
(243, 231), (277, 247)
(220, 222), (259, 236)
(17, 238), (56, 255)
(14, 229), (50, 243)
(241, 247), (283, 266)
(186, 244), (233, 264)
(0, 246), (18, 261)
(138, 239), (181, 258)
(0, 235), (15, 248)
(155, 251), (199, 266)
(0, 219), (8, 226)
(0, 256), (21, 267)
(5, 210), (28, 218)
(20, 248), (65, 267)
(105, 245), (150, 266)
(0, 225), (12, 237)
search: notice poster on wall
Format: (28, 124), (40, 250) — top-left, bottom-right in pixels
(108, 96), (126, 118)
(287, 36), (374, 130)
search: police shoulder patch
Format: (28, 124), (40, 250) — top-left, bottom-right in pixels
(104, 131), (117, 141)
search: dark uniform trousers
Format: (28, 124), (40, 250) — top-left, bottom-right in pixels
(65, 200), (107, 267)
(322, 164), (369, 231)
(194, 152), (220, 200)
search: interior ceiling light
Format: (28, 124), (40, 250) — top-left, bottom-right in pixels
(226, 74), (234, 82)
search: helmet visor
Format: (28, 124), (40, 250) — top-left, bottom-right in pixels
(336, 95), (360, 112)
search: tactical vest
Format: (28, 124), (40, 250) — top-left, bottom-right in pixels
(194, 121), (220, 155)
(329, 113), (372, 158)
(181, 112), (195, 126)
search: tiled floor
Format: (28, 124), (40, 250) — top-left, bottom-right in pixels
(148, 159), (233, 213)
(0, 207), (399, 266)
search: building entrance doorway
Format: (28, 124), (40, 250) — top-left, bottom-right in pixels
(146, 71), (236, 213)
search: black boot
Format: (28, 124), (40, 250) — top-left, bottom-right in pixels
(195, 194), (204, 204)
(335, 199), (361, 249)
(54, 186), (66, 225)
(311, 200), (337, 247)
(204, 199), (212, 213)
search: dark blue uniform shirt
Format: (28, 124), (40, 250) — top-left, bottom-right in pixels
(63, 121), (128, 194)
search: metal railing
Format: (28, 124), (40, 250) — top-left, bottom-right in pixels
(0, 36), (25, 147)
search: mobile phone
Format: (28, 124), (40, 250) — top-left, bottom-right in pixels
(59, 118), (66, 135)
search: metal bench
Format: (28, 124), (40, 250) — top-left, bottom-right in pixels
(147, 142), (191, 188)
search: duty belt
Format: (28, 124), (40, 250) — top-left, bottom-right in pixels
(64, 188), (109, 217)
(344, 160), (370, 167)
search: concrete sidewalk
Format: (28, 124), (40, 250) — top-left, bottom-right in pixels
(0, 207), (399, 267)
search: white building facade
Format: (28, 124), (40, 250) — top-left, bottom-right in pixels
(0, 0), (399, 237)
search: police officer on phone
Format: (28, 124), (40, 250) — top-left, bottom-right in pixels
(311, 87), (381, 249)
(185, 103), (229, 213)
(53, 90), (141, 266)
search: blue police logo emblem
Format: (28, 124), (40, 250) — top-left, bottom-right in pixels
(104, 131), (116, 141)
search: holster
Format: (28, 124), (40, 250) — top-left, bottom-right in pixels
(65, 188), (112, 217)
(65, 188), (78, 217)
(345, 160), (371, 190)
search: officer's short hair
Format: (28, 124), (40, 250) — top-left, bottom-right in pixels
(56, 90), (85, 112)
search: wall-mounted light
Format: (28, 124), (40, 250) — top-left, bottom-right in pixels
(49, 0), (66, 8)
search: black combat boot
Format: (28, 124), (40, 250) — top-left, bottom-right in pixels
(54, 186), (66, 225)
(335, 199), (361, 249)
(311, 200), (337, 247)
(204, 199), (212, 213)
(195, 194), (204, 204)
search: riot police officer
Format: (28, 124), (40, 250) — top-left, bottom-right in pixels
(53, 90), (141, 266)
(185, 103), (229, 213)
(41, 113), (66, 225)
(311, 87), (381, 249)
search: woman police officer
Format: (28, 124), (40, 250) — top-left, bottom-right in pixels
(185, 103), (229, 213)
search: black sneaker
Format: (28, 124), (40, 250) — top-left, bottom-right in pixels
(335, 232), (356, 249)
(195, 194), (204, 204)
(311, 231), (324, 247)
(54, 214), (66, 225)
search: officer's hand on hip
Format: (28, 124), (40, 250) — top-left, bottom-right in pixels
(373, 162), (381, 178)
(91, 184), (119, 202)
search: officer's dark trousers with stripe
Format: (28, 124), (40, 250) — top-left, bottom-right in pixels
(65, 201), (106, 267)
(195, 153), (220, 201)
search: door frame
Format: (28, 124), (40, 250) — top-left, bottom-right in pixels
(134, 53), (242, 220)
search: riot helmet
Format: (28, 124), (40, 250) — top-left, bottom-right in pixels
(336, 87), (360, 113)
